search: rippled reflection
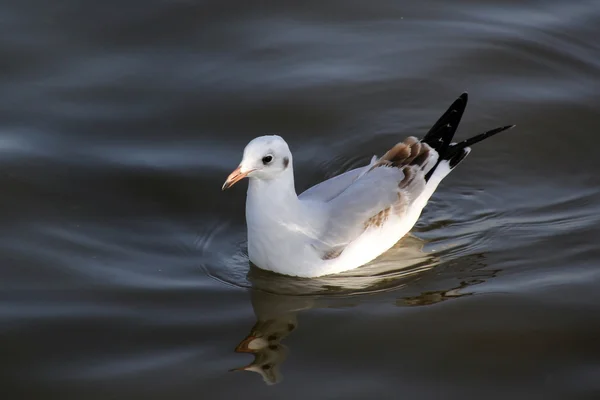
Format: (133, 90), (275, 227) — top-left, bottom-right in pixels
(231, 292), (300, 385)
(231, 239), (497, 385)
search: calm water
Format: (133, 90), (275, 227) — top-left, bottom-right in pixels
(2, 1), (600, 399)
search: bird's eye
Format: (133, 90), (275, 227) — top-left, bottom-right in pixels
(262, 155), (273, 165)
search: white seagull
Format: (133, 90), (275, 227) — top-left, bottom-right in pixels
(222, 93), (513, 278)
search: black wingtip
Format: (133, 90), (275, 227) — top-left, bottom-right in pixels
(421, 93), (513, 181)
(458, 124), (515, 149)
(422, 93), (469, 154)
(443, 124), (516, 161)
(448, 147), (470, 168)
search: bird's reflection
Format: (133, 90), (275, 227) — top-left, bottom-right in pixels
(231, 291), (303, 385)
(231, 236), (498, 385)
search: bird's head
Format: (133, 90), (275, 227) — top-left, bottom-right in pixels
(222, 135), (293, 190)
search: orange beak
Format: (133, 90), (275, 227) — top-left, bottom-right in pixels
(222, 166), (253, 190)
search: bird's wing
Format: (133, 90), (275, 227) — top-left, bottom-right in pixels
(310, 137), (439, 259)
(301, 93), (470, 204)
(307, 91), (515, 261)
(298, 163), (374, 202)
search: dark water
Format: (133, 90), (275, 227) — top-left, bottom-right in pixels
(2, 0), (600, 398)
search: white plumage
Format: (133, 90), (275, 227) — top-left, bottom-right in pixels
(222, 93), (513, 278)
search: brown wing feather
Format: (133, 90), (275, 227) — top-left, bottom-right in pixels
(370, 136), (431, 170)
(321, 137), (433, 260)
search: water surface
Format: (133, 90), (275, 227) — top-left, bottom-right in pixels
(2, 1), (600, 399)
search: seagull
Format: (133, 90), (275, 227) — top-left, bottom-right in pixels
(222, 93), (513, 278)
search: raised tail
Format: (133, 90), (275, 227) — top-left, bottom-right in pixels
(442, 124), (515, 169)
(421, 92), (514, 181)
(421, 92), (468, 156)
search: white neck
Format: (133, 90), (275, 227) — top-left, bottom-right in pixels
(245, 166), (310, 271)
(244, 165), (331, 276)
(247, 167), (299, 211)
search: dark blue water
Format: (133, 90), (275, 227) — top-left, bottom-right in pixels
(2, 1), (600, 399)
